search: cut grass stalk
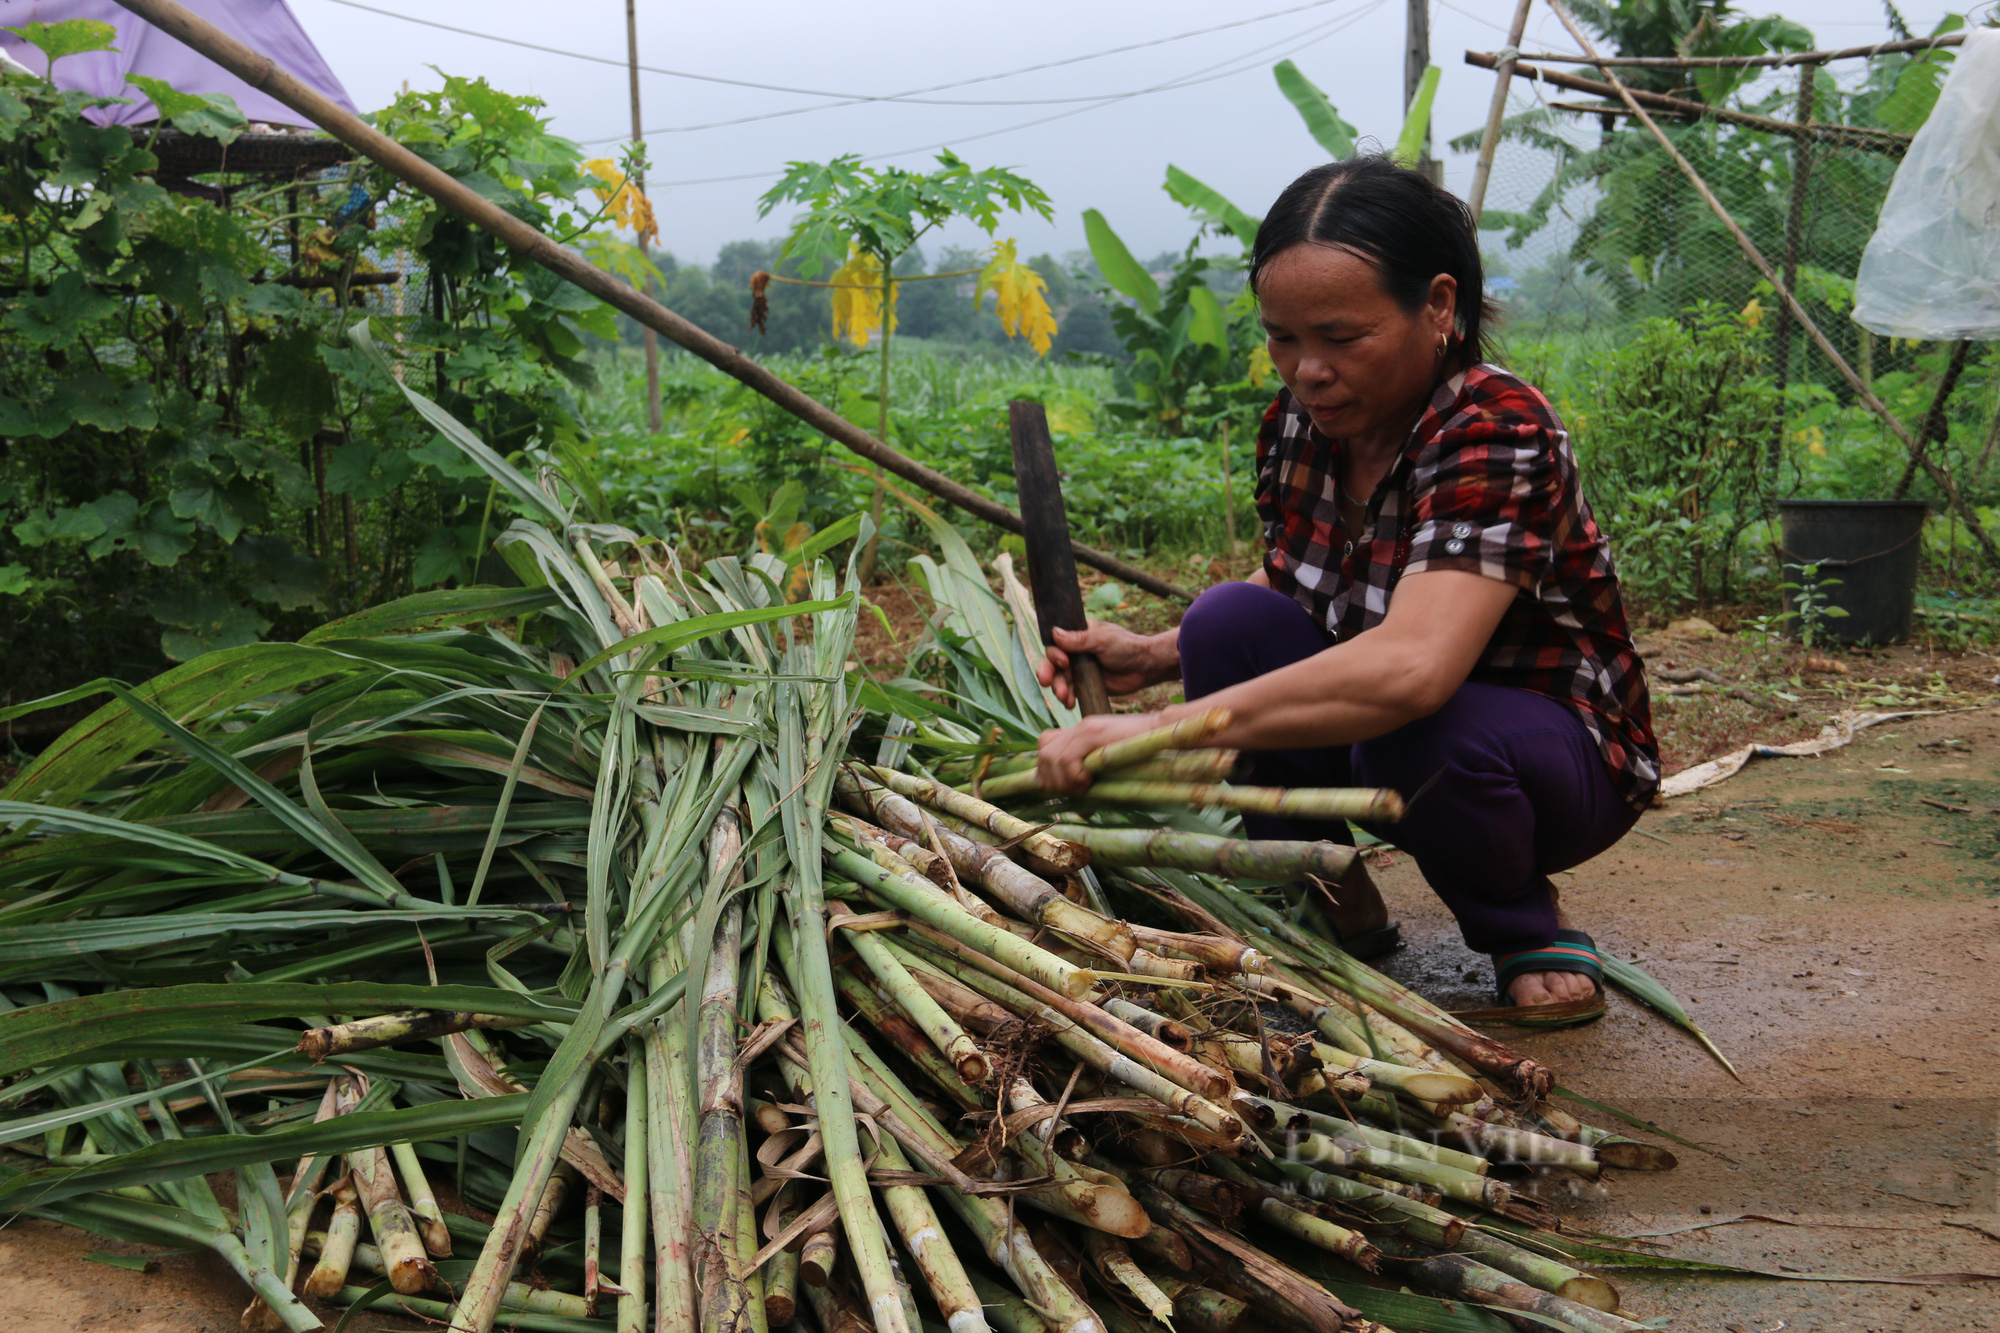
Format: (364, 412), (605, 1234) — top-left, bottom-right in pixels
(1059, 828), (1355, 882)
(830, 964), (986, 1112)
(830, 900), (989, 1083)
(617, 1047), (647, 1333)
(693, 812), (752, 1333)
(1084, 709), (1233, 773)
(762, 1193), (800, 1322)
(861, 764), (1087, 872)
(296, 1010), (536, 1061)
(828, 844), (1097, 998)
(836, 772), (1135, 962)
(350, 1143), (437, 1294)
(1371, 1237), (1647, 1333)
(1083, 780), (1404, 822)
(870, 1129), (991, 1333)
(902, 943), (1241, 1141)
(970, 749), (1241, 800)
(388, 1141), (451, 1257)
(800, 1219), (841, 1288)
(303, 1174), (360, 1298)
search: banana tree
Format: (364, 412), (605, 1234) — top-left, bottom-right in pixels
(1160, 57), (1443, 257)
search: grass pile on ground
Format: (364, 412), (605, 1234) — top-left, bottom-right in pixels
(0, 353), (1673, 1333)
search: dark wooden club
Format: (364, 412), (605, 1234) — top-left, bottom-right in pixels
(1008, 400), (1111, 716)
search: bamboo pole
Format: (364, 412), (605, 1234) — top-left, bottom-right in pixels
(1766, 59), (1819, 477)
(107, 0), (1192, 601)
(1467, 0), (1536, 222)
(1465, 49), (1910, 153)
(1516, 30), (1967, 67)
(1541, 0), (2000, 572)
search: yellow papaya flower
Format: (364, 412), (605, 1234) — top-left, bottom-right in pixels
(581, 159), (658, 244)
(828, 246), (894, 347)
(974, 240), (1057, 356)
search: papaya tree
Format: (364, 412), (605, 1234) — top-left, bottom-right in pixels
(756, 151), (1055, 580)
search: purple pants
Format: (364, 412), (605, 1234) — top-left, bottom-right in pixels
(1177, 582), (1638, 957)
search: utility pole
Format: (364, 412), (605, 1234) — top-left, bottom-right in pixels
(1405, 0), (1439, 183)
(625, 0), (661, 432)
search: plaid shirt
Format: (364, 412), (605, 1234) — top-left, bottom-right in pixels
(1254, 364), (1659, 809)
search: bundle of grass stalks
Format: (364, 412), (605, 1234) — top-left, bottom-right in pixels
(0, 336), (1673, 1333)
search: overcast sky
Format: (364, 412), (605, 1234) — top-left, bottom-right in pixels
(289, 0), (1962, 268)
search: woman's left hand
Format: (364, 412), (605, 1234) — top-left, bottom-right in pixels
(1037, 711), (1165, 796)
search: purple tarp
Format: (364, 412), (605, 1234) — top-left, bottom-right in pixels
(0, 0), (356, 126)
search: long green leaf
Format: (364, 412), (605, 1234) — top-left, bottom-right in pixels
(1186, 284), (1229, 352)
(1, 644), (354, 806)
(0, 1095), (529, 1208)
(1163, 165), (1260, 246)
(105, 684), (410, 905)
(1600, 954), (1742, 1081)
(0, 910), (503, 966)
(1273, 59), (1358, 158)
(561, 595), (852, 687)
(348, 320), (570, 530)
(1394, 65), (1442, 165)
(302, 586), (560, 644)
(1082, 208), (1160, 313)
(0, 982), (577, 1075)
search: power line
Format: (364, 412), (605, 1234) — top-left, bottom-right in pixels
(645, 0), (1392, 188)
(312, 0), (1359, 108)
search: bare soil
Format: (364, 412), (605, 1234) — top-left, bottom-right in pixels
(4, 583), (1996, 1331)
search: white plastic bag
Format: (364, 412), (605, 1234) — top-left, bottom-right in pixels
(1852, 29), (2000, 339)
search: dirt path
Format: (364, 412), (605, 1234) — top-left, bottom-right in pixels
(1373, 703), (2000, 1332)
(2, 702), (1994, 1331)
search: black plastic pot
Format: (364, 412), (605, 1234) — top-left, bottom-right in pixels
(1774, 499), (1929, 645)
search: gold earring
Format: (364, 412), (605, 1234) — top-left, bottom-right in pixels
(1436, 333), (1448, 359)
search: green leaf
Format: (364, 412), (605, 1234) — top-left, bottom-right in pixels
(12, 505), (105, 547)
(1394, 65), (1441, 167)
(1185, 285), (1228, 352)
(101, 683), (411, 903)
(0, 982), (577, 1075)
(1273, 59), (1357, 159)
(0, 908), (492, 968)
(5, 18), (118, 65)
(124, 73), (209, 122)
(83, 1252), (154, 1271)
(1081, 209), (1159, 314)
(247, 328), (334, 436)
(146, 588), (271, 661)
(2, 271), (116, 347)
(0, 563), (29, 596)
(232, 535), (329, 612)
(0, 394), (73, 438)
(0, 1096), (529, 1208)
(1163, 166), (1260, 247)
(64, 374), (158, 432)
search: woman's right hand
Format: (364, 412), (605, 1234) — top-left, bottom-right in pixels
(1034, 621), (1176, 706)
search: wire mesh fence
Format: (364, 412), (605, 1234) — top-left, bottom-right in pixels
(1457, 44), (2000, 622)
